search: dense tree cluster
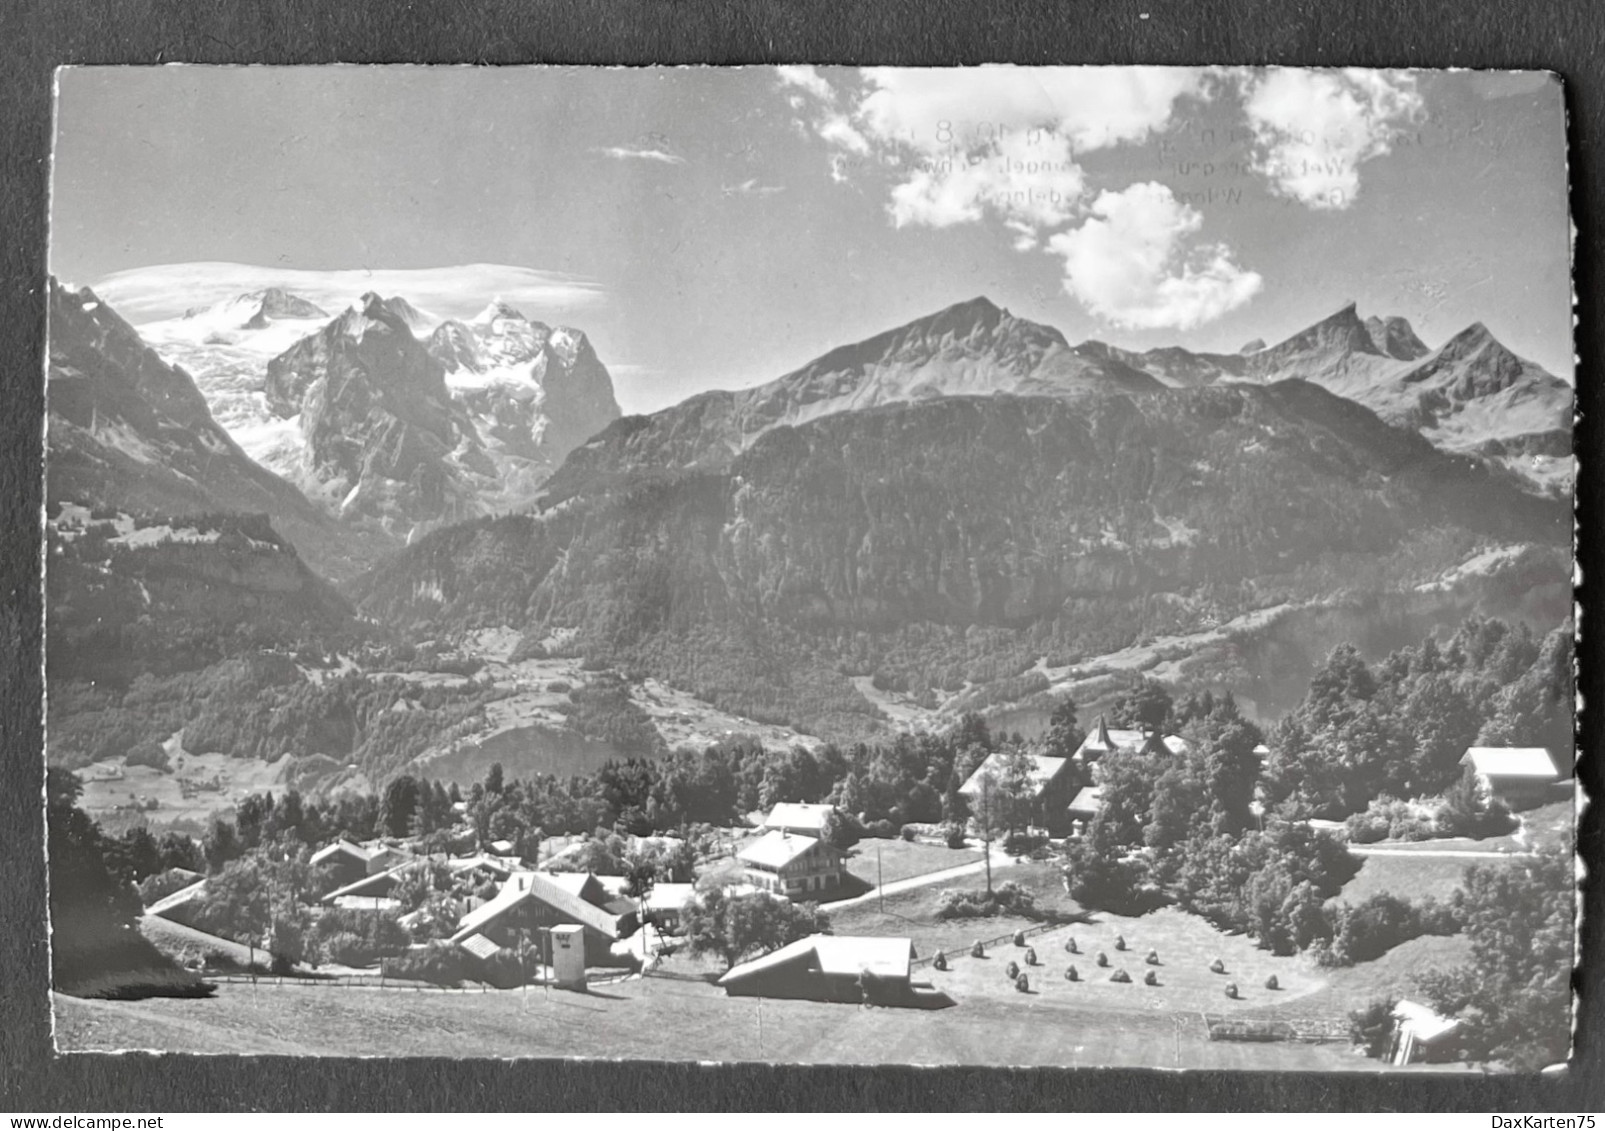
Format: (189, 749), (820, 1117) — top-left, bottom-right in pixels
(680, 887), (831, 970)
(1415, 847), (1574, 1070)
(1264, 618), (1571, 819)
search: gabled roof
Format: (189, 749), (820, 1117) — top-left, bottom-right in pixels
(320, 858), (423, 904)
(1393, 999), (1460, 1043)
(1074, 718), (1149, 759)
(458, 933), (504, 961)
(449, 870), (626, 943)
(813, 936), (915, 978)
(1461, 747), (1559, 778)
(645, 882), (698, 910)
(958, 751), (1075, 798)
(544, 871), (607, 903)
(738, 830), (830, 869)
(762, 802), (835, 833)
(718, 934), (913, 986)
(310, 839), (371, 867)
(1067, 785), (1104, 817)
(146, 878), (208, 919)
(445, 853), (513, 879)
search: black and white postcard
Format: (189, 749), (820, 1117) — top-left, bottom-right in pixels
(42, 65), (1576, 1073)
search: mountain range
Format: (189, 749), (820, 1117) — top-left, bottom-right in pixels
(547, 296), (1571, 501)
(43, 274), (1575, 788)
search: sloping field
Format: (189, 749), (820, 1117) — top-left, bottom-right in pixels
(54, 975), (1390, 1070)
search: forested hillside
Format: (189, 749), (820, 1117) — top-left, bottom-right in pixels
(353, 384), (1569, 743)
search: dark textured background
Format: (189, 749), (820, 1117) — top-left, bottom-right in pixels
(2, 0), (1601, 1111)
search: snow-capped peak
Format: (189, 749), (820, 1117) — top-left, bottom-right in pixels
(471, 298), (530, 326)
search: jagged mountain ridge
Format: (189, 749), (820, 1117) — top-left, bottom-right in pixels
(1080, 302), (1570, 493)
(424, 300), (622, 493)
(353, 381), (1569, 743)
(43, 280), (385, 581)
(138, 280), (622, 541)
(543, 296), (1166, 492)
(544, 295), (1569, 501)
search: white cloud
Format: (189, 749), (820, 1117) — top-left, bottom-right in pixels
(768, 65), (1263, 333)
(817, 112), (870, 155)
(888, 129), (1086, 232)
(857, 66), (1206, 156)
(775, 65), (835, 103)
(830, 67), (1205, 240)
(1046, 182), (1263, 331)
(1241, 68), (1424, 210)
(593, 145), (686, 165)
(92, 262), (605, 325)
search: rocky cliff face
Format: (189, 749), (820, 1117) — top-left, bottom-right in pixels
(43, 280), (382, 580)
(424, 302), (623, 508)
(138, 281), (623, 540)
(261, 292), (490, 535)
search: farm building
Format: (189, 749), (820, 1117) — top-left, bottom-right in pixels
(1388, 999), (1461, 1065)
(638, 882), (698, 933)
(319, 858), (428, 909)
(309, 839), (378, 887)
(737, 831), (846, 898)
(449, 870), (639, 968)
(718, 934), (920, 1004)
(760, 802), (837, 837)
(145, 876), (209, 927)
(959, 750), (1082, 836)
(1460, 746), (1562, 809)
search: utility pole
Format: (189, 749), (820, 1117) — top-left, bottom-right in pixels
(877, 842), (884, 913)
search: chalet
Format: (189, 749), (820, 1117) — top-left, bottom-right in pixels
(760, 802), (837, 838)
(737, 831), (846, 899)
(1460, 746), (1562, 810)
(309, 839), (375, 888)
(449, 870), (638, 968)
(718, 934), (918, 1004)
(959, 750), (1081, 836)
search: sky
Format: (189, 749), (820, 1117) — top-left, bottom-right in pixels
(51, 66), (1573, 414)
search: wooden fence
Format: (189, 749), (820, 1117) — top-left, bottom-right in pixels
(205, 969), (631, 992)
(1202, 1012), (1351, 1043)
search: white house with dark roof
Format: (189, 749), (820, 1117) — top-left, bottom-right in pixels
(736, 831), (845, 899)
(1460, 746), (1562, 809)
